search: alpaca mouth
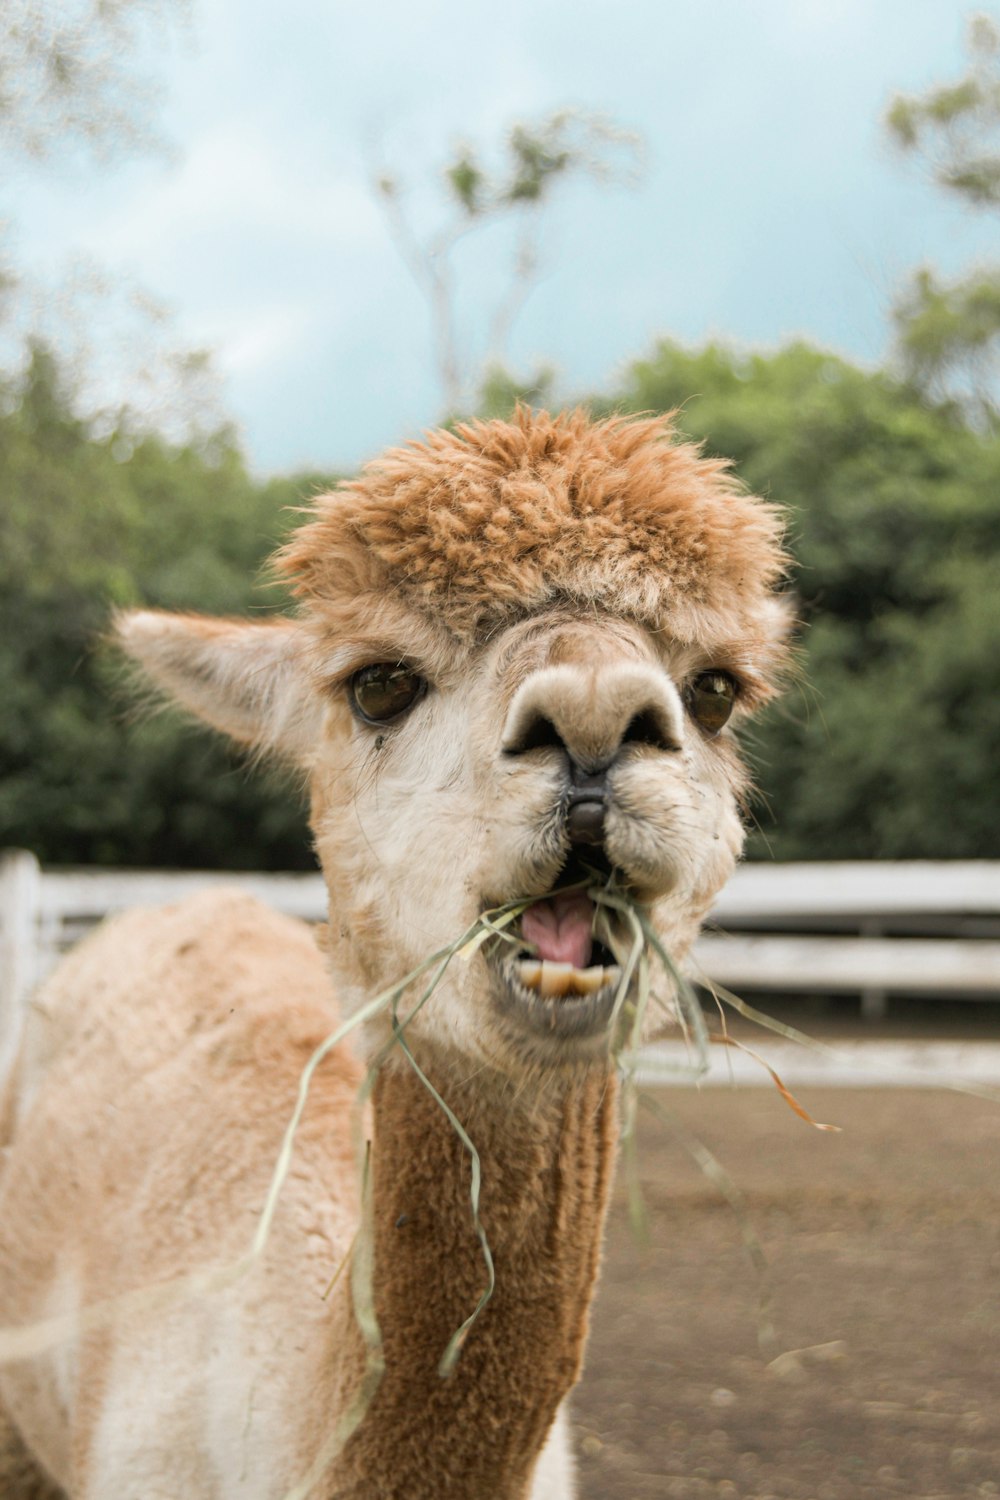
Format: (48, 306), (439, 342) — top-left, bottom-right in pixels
(488, 854), (630, 1045)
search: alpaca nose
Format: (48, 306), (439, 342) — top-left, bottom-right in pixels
(501, 663), (683, 794)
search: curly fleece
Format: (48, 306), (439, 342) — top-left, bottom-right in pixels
(279, 407), (791, 685)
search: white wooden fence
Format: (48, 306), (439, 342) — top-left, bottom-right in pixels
(694, 860), (1000, 1019)
(2, 850), (999, 1027)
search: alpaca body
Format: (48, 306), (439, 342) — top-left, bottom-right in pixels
(0, 411), (791, 1495)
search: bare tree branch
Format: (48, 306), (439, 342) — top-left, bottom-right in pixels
(372, 108), (643, 415)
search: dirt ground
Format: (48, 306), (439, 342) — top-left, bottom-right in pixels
(572, 1082), (1000, 1500)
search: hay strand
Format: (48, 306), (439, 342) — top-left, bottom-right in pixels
(709, 1034), (842, 1132)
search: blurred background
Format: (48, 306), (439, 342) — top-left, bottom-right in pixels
(1, 0), (999, 873)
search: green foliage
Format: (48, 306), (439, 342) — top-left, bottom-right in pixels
(445, 152), (483, 216)
(611, 338), (1000, 858)
(886, 13), (1000, 209)
(886, 12), (1000, 416)
(433, 111), (641, 222)
(762, 556), (1000, 859)
(891, 265), (1000, 417)
(475, 363), (555, 421)
(0, 344), (338, 869)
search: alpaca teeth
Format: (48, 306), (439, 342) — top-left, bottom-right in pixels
(538, 961), (574, 997)
(514, 959), (625, 998)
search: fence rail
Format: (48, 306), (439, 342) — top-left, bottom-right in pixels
(2, 850), (999, 1023)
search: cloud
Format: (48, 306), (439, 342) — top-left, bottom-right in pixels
(213, 303), (312, 379)
(82, 119), (383, 266)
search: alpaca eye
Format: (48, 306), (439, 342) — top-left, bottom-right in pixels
(350, 664), (426, 725)
(685, 671), (737, 735)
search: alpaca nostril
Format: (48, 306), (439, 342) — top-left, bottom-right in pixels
(502, 710), (565, 757)
(621, 705), (680, 754)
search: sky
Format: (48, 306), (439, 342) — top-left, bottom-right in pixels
(6, 0), (998, 473)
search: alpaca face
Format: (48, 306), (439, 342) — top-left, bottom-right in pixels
(305, 606), (747, 1074)
(119, 412), (790, 1079)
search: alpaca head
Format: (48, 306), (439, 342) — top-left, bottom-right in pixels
(120, 410), (790, 1080)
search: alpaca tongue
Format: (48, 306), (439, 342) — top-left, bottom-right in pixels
(520, 890), (594, 969)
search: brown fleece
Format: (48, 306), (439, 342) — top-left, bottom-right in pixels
(278, 408), (790, 694)
(327, 1061), (619, 1500)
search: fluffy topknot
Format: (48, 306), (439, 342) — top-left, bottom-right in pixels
(278, 408), (791, 688)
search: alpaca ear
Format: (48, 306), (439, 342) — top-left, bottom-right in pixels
(115, 610), (321, 760)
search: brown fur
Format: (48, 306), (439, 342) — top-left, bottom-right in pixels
(330, 1063), (618, 1499)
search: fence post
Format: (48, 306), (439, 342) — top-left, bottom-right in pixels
(0, 849), (42, 1021)
(859, 916), (888, 1022)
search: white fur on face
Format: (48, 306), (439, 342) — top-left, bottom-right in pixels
(308, 610), (746, 1074)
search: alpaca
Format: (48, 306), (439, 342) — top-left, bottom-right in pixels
(0, 409), (789, 1500)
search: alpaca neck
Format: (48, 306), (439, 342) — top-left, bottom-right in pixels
(328, 1055), (619, 1499)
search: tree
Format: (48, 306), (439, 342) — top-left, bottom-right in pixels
(0, 0), (185, 166)
(0, 346), (336, 869)
(374, 109), (642, 414)
(886, 14), (1000, 208)
(886, 12), (1000, 418)
(0, 0), (218, 445)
